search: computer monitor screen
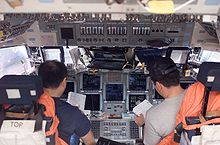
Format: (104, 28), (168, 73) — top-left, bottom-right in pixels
(0, 45), (34, 78)
(62, 81), (74, 99)
(106, 84), (123, 101)
(129, 74), (146, 91)
(84, 94), (100, 111)
(129, 94), (146, 111)
(41, 46), (64, 62)
(82, 74), (100, 90)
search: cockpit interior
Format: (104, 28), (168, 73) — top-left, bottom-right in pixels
(0, 0), (220, 145)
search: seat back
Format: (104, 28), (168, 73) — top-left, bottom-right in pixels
(174, 62), (220, 143)
(0, 75), (49, 145)
(0, 75), (43, 105)
(196, 62), (220, 117)
(155, 62), (220, 145)
(197, 62), (220, 91)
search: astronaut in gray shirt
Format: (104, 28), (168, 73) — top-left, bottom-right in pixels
(135, 57), (185, 145)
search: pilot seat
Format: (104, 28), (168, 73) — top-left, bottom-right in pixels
(173, 62), (220, 145)
(0, 75), (54, 145)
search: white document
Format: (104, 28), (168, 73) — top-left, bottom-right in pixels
(132, 99), (153, 118)
(191, 135), (201, 145)
(1, 120), (47, 132)
(0, 120), (46, 145)
(201, 125), (220, 145)
(67, 92), (86, 111)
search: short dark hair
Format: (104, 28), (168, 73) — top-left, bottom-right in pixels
(147, 57), (180, 87)
(38, 60), (67, 88)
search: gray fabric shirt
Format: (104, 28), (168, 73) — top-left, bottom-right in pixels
(143, 91), (186, 145)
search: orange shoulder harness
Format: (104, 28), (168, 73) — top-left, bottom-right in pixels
(158, 82), (220, 145)
(38, 92), (68, 145)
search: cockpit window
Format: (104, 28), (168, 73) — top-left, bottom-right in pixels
(199, 50), (220, 62)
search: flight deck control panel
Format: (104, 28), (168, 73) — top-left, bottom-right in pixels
(38, 14), (195, 47)
(91, 119), (141, 145)
(72, 72), (154, 144)
(59, 71), (144, 144)
(64, 70), (195, 144)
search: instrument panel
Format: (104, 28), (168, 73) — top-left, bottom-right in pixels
(91, 119), (141, 143)
(38, 17), (194, 47)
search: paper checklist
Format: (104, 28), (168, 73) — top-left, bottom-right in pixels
(132, 99), (153, 118)
(67, 92), (86, 111)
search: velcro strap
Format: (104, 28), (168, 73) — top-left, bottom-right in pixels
(174, 122), (183, 143)
(199, 114), (206, 123)
(5, 112), (34, 119)
(206, 111), (220, 117)
(199, 111), (220, 123)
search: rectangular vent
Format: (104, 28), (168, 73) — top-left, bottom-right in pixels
(107, 72), (121, 82)
(167, 30), (179, 33)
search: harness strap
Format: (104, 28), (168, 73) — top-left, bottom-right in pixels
(0, 106), (5, 131)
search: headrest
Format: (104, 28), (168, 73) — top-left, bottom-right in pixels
(0, 75), (43, 104)
(197, 62), (220, 91)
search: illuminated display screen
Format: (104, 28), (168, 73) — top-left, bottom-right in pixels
(106, 84), (123, 101)
(84, 94), (100, 111)
(82, 74), (100, 90)
(129, 74), (146, 91)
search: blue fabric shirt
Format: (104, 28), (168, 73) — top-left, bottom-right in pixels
(53, 98), (91, 144)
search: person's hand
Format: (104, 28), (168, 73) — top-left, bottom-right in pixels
(134, 114), (145, 126)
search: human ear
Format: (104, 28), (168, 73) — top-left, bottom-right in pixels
(60, 77), (67, 87)
(155, 82), (163, 92)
